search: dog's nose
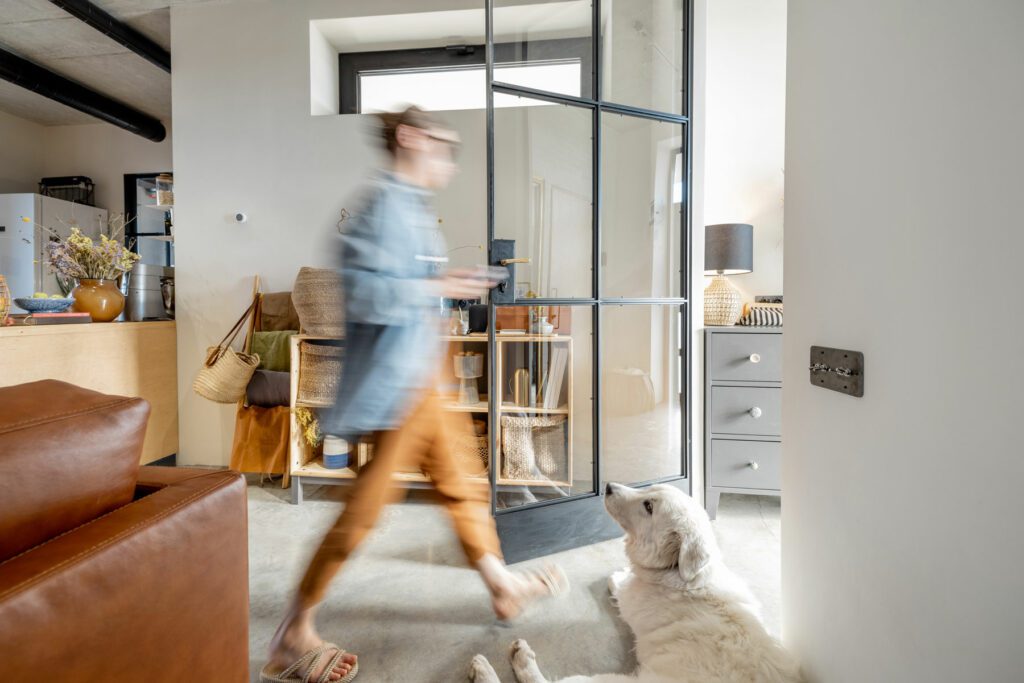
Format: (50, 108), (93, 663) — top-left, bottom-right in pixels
(605, 483), (615, 496)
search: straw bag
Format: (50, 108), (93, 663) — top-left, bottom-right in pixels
(193, 299), (261, 403)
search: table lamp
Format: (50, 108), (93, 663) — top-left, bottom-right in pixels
(704, 223), (753, 326)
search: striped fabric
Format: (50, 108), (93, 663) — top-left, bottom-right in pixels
(738, 305), (783, 327)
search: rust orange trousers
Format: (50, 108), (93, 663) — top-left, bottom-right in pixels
(297, 392), (501, 608)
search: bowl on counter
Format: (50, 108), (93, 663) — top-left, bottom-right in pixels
(14, 297), (74, 313)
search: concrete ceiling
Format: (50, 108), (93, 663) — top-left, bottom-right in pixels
(0, 0), (219, 127)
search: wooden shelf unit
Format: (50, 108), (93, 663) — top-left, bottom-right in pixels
(494, 334), (573, 488)
(287, 333), (575, 503)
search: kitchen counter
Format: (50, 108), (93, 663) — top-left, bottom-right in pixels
(0, 320), (178, 464)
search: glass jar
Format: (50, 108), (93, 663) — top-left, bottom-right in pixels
(155, 173), (174, 207)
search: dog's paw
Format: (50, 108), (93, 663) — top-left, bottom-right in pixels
(469, 654), (499, 682)
(510, 638), (536, 670)
(608, 568), (631, 598)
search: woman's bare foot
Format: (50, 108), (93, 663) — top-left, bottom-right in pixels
(477, 557), (569, 621)
(264, 603), (357, 681)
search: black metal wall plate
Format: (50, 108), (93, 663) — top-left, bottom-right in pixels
(490, 238), (516, 303)
(809, 346), (864, 397)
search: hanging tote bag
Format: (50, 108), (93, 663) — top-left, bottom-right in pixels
(193, 298), (261, 403)
(229, 403), (289, 476)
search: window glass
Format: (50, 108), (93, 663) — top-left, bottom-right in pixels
(359, 62), (581, 113)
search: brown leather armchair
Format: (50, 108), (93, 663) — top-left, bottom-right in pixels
(0, 380), (249, 681)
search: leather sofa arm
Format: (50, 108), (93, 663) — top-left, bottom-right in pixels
(0, 468), (249, 682)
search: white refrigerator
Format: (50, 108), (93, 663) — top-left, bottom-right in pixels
(0, 194), (107, 299)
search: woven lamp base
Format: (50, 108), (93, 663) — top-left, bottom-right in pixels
(704, 274), (742, 326)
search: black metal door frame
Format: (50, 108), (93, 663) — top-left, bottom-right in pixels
(123, 171), (173, 266)
(485, 0), (694, 563)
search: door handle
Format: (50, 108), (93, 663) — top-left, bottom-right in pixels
(499, 257), (530, 266)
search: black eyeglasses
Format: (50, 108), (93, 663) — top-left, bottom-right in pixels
(426, 133), (460, 161)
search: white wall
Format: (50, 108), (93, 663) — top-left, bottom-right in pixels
(704, 0), (786, 300)
(40, 123), (172, 215)
(0, 110), (46, 194)
(783, 1), (1024, 680)
(0, 109), (172, 215)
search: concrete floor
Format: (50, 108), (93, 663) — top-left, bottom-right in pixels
(247, 482), (781, 682)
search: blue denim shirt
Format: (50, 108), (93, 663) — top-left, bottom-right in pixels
(320, 171), (446, 438)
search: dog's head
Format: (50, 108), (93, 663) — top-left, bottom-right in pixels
(604, 483), (719, 585)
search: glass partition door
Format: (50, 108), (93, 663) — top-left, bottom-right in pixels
(486, 0), (691, 561)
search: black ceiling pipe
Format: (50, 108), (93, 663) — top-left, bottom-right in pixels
(48, 0), (171, 73)
(0, 48), (166, 142)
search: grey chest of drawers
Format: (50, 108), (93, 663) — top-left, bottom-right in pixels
(705, 326), (782, 519)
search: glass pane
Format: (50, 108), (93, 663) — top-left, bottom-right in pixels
(359, 64), (583, 113)
(494, 99), (593, 298)
(601, 0), (684, 115)
(136, 236), (170, 266)
(494, 305), (594, 510)
(600, 304), (683, 483)
(600, 112), (683, 298)
(493, 0), (593, 99)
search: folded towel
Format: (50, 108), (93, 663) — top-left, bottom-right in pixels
(246, 369), (291, 407)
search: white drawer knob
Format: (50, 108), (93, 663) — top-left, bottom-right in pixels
(748, 461), (760, 471)
(749, 353), (761, 363)
(749, 406), (763, 419)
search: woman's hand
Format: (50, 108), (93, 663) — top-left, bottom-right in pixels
(430, 268), (503, 299)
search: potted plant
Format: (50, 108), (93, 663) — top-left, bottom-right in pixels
(46, 217), (140, 322)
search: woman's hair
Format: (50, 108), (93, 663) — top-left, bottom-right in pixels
(375, 105), (442, 157)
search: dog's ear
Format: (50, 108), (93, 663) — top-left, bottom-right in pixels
(677, 532), (710, 584)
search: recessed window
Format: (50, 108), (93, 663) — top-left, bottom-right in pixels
(339, 39), (590, 114)
(359, 61), (581, 113)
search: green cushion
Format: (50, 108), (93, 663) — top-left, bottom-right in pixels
(252, 330), (296, 372)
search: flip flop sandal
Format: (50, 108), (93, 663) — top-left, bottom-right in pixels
(498, 563), (570, 620)
(260, 643), (358, 683)
(531, 564), (569, 598)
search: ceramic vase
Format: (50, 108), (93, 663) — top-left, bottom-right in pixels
(72, 278), (125, 322)
(532, 315), (554, 335)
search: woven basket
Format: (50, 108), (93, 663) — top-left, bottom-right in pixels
(298, 341), (343, 405)
(455, 433), (489, 476)
(193, 298), (260, 403)
(292, 267), (345, 336)
(193, 345), (260, 403)
(500, 415), (567, 481)
(0, 275), (9, 323)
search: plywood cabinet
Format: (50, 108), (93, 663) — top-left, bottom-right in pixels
(0, 321), (178, 464)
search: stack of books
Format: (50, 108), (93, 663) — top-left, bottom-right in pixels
(5, 312), (92, 326)
(540, 346), (569, 409)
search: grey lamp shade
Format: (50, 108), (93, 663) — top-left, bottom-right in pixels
(704, 223), (753, 275)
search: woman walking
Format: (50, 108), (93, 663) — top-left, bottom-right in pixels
(260, 106), (566, 683)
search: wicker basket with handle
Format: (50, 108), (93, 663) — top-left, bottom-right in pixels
(193, 298), (260, 403)
(298, 340), (343, 405)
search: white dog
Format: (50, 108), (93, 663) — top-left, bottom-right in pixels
(469, 483), (801, 683)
